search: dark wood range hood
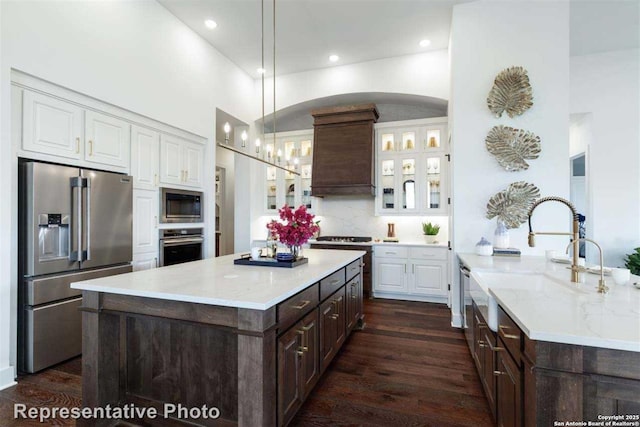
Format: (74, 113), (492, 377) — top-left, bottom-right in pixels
(311, 103), (379, 196)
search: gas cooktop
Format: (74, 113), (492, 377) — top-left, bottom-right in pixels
(314, 236), (372, 243)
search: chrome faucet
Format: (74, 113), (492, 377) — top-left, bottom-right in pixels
(566, 238), (608, 294)
(527, 196), (581, 283)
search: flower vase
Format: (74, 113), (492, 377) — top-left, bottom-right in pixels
(494, 219), (510, 249)
(288, 245), (302, 261)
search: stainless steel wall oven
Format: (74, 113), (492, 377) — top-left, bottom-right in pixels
(159, 228), (204, 266)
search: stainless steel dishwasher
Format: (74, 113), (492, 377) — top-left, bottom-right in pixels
(459, 261), (472, 351)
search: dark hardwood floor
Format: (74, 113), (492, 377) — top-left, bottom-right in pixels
(290, 299), (493, 426)
(0, 299), (492, 426)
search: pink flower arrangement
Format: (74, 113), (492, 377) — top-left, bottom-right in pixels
(267, 204), (319, 247)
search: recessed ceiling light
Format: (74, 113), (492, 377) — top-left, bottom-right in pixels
(257, 68), (266, 74)
(204, 19), (217, 29)
(329, 54), (339, 63)
(419, 39), (431, 47)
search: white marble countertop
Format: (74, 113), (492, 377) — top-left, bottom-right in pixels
(458, 253), (640, 352)
(71, 249), (365, 310)
(309, 239), (447, 248)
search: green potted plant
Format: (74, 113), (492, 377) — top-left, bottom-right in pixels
(422, 222), (440, 244)
(624, 248), (640, 275)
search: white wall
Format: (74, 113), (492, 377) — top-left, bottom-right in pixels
(0, 0), (256, 388)
(450, 1), (570, 325)
(259, 50), (450, 112)
(570, 49), (640, 266)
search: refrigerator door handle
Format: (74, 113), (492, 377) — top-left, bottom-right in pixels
(84, 178), (91, 261)
(70, 177), (83, 262)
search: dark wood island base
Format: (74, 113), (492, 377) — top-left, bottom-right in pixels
(78, 257), (364, 427)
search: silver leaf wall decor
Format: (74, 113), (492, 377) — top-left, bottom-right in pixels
(486, 181), (541, 229)
(487, 66), (533, 118)
(486, 125), (541, 171)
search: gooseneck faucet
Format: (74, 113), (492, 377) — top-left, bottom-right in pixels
(527, 196), (581, 283)
(565, 238), (608, 294)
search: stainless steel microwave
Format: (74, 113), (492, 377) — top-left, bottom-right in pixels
(160, 188), (203, 223)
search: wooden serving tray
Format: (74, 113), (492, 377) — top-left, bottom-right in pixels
(234, 256), (309, 268)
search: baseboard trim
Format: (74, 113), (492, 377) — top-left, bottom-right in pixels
(372, 293), (448, 304)
(0, 365), (17, 391)
(451, 312), (463, 328)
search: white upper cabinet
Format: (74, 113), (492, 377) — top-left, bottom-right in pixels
(84, 111), (130, 169)
(375, 119), (448, 216)
(183, 141), (204, 188)
(22, 91), (83, 160)
(159, 134), (204, 189)
(159, 134), (183, 185)
(131, 126), (160, 190)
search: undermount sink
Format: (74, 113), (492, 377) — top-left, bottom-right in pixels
(470, 270), (589, 332)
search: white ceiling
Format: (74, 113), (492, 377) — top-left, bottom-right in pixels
(158, 0), (639, 78)
(570, 0), (639, 56)
(158, 0), (468, 77)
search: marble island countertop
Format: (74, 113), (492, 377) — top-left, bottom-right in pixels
(71, 249), (365, 310)
(458, 253), (640, 352)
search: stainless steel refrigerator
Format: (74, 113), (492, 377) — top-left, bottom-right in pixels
(19, 161), (133, 373)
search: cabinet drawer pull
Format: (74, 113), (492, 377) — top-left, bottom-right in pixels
(330, 279), (341, 285)
(385, 251), (396, 255)
(292, 300), (311, 310)
(487, 340), (505, 352)
(478, 340), (486, 348)
(298, 345), (308, 352)
(297, 350), (304, 356)
(493, 370), (505, 376)
(331, 314), (339, 320)
(88, 140), (93, 156)
(76, 137), (80, 154)
(154, 174), (159, 186)
(499, 325), (519, 340)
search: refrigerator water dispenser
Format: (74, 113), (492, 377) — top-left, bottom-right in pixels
(37, 213), (70, 261)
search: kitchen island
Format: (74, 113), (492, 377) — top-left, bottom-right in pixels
(71, 249), (366, 426)
(458, 254), (640, 426)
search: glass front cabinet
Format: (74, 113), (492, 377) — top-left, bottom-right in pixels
(263, 131), (319, 214)
(375, 119), (448, 215)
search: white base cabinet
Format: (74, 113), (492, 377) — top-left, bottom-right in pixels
(373, 245), (448, 303)
(132, 253), (158, 271)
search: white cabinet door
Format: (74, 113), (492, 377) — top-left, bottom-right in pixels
(133, 189), (158, 255)
(85, 111), (130, 168)
(410, 259), (448, 297)
(133, 253), (158, 271)
(131, 126), (159, 190)
(22, 91), (83, 159)
(159, 134), (184, 185)
(374, 258), (407, 293)
(183, 141), (204, 188)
